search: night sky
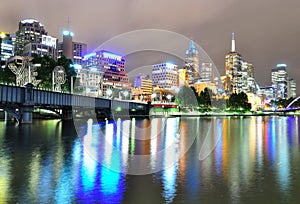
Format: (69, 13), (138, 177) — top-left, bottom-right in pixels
(1, 0), (300, 92)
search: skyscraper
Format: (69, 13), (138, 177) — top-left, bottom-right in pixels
(225, 33), (242, 93)
(271, 64), (288, 99)
(185, 40), (200, 84)
(15, 19), (57, 60)
(0, 32), (14, 68)
(82, 50), (129, 95)
(58, 30), (87, 66)
(200, 62), (213, 82)
(152, 63), (178, 89)
(287, 77), (296, 98)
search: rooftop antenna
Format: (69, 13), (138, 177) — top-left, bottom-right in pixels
(231, 32), (236, 52)
(67, 16), (70, 30)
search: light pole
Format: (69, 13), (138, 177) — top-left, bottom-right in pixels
(123, 90), (129, 100)
(106, 89), (113, 98)
(167, 94), (172, 103)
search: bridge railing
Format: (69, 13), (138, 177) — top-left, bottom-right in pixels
(0, 85), (24, 104)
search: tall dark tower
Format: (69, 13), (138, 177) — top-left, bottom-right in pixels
(62, 30), (74, 60)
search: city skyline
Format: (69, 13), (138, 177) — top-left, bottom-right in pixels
(0, 0), (299, 93)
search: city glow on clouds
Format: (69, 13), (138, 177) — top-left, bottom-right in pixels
(0, 0), (299, 91)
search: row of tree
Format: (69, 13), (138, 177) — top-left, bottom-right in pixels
(0, 54), (76, 92)
(176, 86), (252, 112)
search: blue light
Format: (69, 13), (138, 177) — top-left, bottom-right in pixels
(165, 63), (176, 69)
(83, 52), (96, 60)
(103, 52), (122, 61)
(63, 30), (74, 36)
(276, 64), (287, 68)
(72, 64), (82, 69)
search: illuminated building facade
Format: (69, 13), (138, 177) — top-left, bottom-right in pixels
(15, 19), (58, 60)
(287, 77), (296, 98)
(0, 32), (14, 68)
(58, 30), (87, 65)
(271, 64), (288, 99)
(225, 33), (242, 94)
(185, 40), (200, 84)
(83, 50), (129, 96)
(178, 68), (189, 87)
(152, 63), (178, 90)
(200, 63), (213, 82)
(134, 73), (152, 101)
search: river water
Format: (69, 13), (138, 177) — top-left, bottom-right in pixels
(0, 116), (299, 204)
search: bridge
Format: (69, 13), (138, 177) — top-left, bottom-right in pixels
(0, 84), (151, 123)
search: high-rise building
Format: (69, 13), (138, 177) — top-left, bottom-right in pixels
(58, 30), (87, 66)
(178, 68), (189, 87)
(200, 63), (213, 82)
(133, 73), (152, 101)
(152, 63), (178, 89)
(271, 64), (288, 99)
(287, 77), (296, 98)
(134, 73), (152, 95)
(0, 32), (14, 68)
(225, 33), (242, 94)
(15, 19), (58, 60)
(185, 40), (200, 84)
(82, 50), (129, 95)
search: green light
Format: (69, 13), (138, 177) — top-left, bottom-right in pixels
(115, 107), (122, 112)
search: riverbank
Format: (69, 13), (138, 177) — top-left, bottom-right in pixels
(150, 111), (300, 117)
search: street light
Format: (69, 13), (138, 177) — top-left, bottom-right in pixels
(167, 94), (172, 103)
(123, 90), (129, 100)
(106, 89), (113, 98)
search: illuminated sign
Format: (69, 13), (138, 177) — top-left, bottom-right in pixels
(41, 35), (57, 48)
(103, 52), (122, 61)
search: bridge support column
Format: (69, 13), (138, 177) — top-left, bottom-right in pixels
(20, 83), (34, 124)
(20, 106), (33, 124)
(62, 108), (73, 120)
(4, 111), (15, 122)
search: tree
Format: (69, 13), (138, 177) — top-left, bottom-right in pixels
(32, 54), (75, 92)
(176, 86), (198, 110)
(227, 92), (251, 112)
(0, 66), (15, 85)
(198, 87), (212, 112)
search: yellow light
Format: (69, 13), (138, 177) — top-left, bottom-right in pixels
(0, 32), (6, 39)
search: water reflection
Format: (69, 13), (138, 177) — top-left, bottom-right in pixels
(0, 116), (299, 203)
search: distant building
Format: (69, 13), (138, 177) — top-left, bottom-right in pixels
(0, 32), (14, 68)
(185, 40), (200, 84)
(134, 74), (152, 96)
(15, 19), (58, 60)
(82, 50), (129, 96)
(271, 64), (288, 99)
(200, 63), (213, 82)
(152, 63), (178, 90)
(58, 30), (87, 66)
(287, 77), (296, 98)
(178, 68), (189, 87)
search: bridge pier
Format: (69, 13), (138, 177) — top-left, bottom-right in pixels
(62, 108), (73, 121)
(20, 83), (34, 124)
(4, 111), (15, 122)
(20, 106), (33, 124)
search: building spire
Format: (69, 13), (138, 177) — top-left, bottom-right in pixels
(231, 32), (236, 52)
